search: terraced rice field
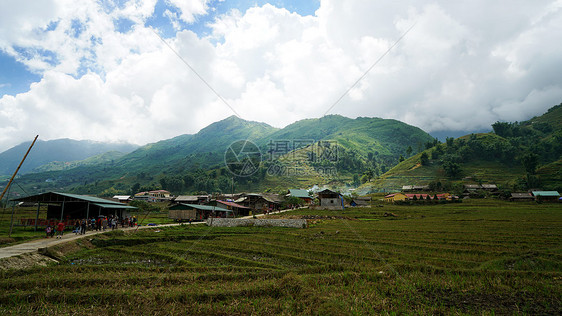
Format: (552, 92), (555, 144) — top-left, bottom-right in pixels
(0, 200), (561, 315)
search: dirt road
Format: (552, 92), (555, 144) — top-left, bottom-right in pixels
(0, 208), (296, 260)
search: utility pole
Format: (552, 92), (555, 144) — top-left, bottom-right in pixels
(2, 135), (38, 238)
(0, 135), (38, 202)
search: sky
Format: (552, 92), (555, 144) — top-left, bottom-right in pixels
(1, 0), (561, 152)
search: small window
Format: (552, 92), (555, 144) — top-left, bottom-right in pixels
(330, 200), (334, 203)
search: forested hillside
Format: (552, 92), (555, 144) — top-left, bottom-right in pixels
(0, 139), (138, 176)
(367, 103), (562, 192)
(8, 115), (434, 196)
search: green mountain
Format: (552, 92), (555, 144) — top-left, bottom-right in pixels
(8, 115), (435, 197)
(0, 139), (139, 176)
(103, 116), (278, 174)
(366, 103), (562, 193)
(267, 115), (431, 158)
(32, 151), (128, 173)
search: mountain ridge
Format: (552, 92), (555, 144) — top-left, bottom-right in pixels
(364, 103), (562, 192)
(7, 114), (435, 196)
(0, 139), (139, 176)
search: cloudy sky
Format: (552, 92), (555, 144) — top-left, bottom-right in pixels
(1, 0), (561, 152)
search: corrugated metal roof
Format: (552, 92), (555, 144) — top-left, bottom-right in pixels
(13, 191), (125, 205)
(55, 192), (126, 204)
(175, 195), (199, 201)
(92, 203), (137, 209)
(217, 200), (250, 209)
(511, 193), (533, 198)
(112, 195), (131, 199)
(176, 203), (232, 212)
(288, 189), (311, 199)
(532, 191), (560, 197)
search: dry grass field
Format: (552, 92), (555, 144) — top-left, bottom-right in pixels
(0, 200), (560, 315)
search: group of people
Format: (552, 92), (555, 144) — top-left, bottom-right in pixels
(89, 215), (137, 232)
(44, 221), (66, 239)
(45, 215), (138, 238)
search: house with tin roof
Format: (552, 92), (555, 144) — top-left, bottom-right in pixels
(287, 189), (312, 205)
(531, 191), (560, 202)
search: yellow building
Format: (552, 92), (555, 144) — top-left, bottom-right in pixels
(384, 193), (407, 202)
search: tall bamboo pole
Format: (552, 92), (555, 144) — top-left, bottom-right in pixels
(0, 135), (39, 202)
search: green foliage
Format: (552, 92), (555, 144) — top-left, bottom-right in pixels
(420, 152), (429, 166)
(128, 200), (161, 213)
(12, 115), (435, 196)
(282, 196), (304, 208)
(0, 139), (138, 176)
(520, 152), (539, 174)
(367, 103), (562, 191)
(406, 145), (413, 157)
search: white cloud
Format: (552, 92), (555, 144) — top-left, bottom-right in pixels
(166, 0), (210, 23)
(1, 0), (561, 152)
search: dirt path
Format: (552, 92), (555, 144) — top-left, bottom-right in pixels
(0, 223), (184, 260)
(0, 208), (298, 260)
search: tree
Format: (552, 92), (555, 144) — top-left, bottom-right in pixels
(352, 174), (361, 186)
(282, 196), (304, 209)
(443, 161), (462, 178)
(521, 152), (539, 174)
(492, 121), (513, 137)
(420, 152), (429, 166)
(428, 180), (442, 191)
(360, 174), (369, 184)
(399, 155), (405, 162)
(129, 200), (161, 213)
(406, 146), (413, 157)
(130, 183), (141, 195)
(364, 168), (375, 181)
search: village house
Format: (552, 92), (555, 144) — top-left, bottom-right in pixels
(350, 196), (372, 206)
(168, 203), (232, 221)
(173, 195), (210, 205)
(12, 192), (137, 229)
(406, 193), (458, 201)
(208, 200), (251, 217)
(112, 195), (132, 203)
(510, 192), (535, 202)
(385, 193), (457, 203)
(286, 189), (313, 205)
(134, 190), (172, 202)
(317, 189), (344, 210)
(402, 185), (430, 192)
(531, 191), (560, 202)
(384, 193), (407, 202)
(215, 193), (243, 201)
(406, 194), (433, 200)
(236, 193), (282, 212)
(463, 184), (498, 197)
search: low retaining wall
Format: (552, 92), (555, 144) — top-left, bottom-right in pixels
(309, 206), (344, 210)
(207, 218), (307, 228)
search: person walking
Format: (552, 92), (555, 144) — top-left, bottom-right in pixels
(102, 217), (108, 231)
(56, 221), (65, 239)
(81, 219), (87, 235)
(74, 220), (81, 235)
(45, 225), (52, 238)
